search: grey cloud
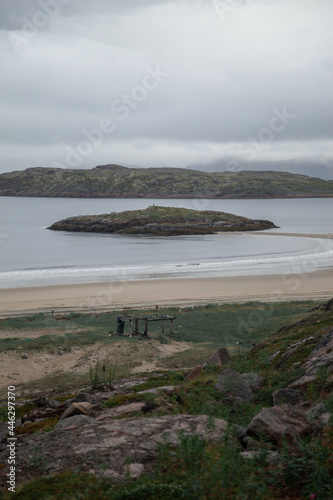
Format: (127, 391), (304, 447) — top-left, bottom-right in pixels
(0, 0), (332, 177)
(0, 0), (168, 30)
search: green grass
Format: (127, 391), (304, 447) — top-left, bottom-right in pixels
(0, 301), (317, 356)
(15, 417), (59, 435)
(131, 372), (185, 392)
(103, 392), (157, 410)
(11, 472), (113, 499)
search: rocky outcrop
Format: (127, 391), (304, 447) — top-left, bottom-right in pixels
(186, 365), (204, 380)
(246, 404), (312, 445)
(203, 347), (232, 368)
(14, 415), (228, 479)
(48, 206), (277, 236)
(215, 368), (255, 402)
(272, 389), (303, 406)
(239, 373), (265, 392)
(288, 328), (333, 390)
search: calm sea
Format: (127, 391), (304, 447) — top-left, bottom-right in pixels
(0, 197), (332, 288)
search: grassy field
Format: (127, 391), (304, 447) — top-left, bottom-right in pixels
(0, 300), (318, 355)
(0, 300), (320, 396)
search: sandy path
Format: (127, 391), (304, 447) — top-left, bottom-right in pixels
(0, 340), (192, 390)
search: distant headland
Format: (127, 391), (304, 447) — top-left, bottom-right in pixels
(1, 164), (333, 198)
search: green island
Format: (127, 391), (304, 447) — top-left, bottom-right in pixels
(48, 205), (277, 236)
(1, 164), (333, 198)
(0, 299), (332, 499)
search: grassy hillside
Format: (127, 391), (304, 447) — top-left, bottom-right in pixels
(1, 164), (333, 198)
(0, 300), (332, 499)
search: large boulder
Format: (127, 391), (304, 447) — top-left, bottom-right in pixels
(203, 348), (232, 369)
(239, 373), (265, 393)
(272, 389), (303, 406)
(215, 369), (254, 402)
(306, 402), (331, 431)
(247, 404), (312, 445)
(186, 365), (204, 380)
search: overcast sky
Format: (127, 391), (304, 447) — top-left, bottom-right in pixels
(0, 0), (332, 177)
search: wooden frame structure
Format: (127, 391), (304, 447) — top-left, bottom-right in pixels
(116, 314), (176, 338)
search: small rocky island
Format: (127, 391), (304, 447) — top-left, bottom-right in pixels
(48, 206), (278, 236)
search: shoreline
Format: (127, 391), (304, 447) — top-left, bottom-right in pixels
(245, 232), (333, 239)
(0, 269), (332, 317)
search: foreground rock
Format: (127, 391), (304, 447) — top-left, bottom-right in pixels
(272, 389), (303, 406)
(203, 348), (232, 369)
(48, 206), (277, 236)
(288, 328), (333, 390)
(14, 415), (228, 480)
(215, 368), (255, 402)
(247, 404), (312, 445)
(60, 402), (94, 420)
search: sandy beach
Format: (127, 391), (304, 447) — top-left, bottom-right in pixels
(0, 269), (332, 316)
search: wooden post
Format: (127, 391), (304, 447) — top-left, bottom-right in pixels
(162, 320), (164, 333)
(170, 319), (173, 335)
(129, 320), (132, 337)
(135, 319), (138, 334)
(145, 319), (148, 336)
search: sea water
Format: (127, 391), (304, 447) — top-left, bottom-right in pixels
(0, 197), (332, 288)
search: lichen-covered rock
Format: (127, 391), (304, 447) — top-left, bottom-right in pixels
(302, 328), (333, 375)
(272, 389), (303, 406)
(13, 415), (228, 481)
(56, 415), (95, 430)
(203, 348), (232, 369)
(186, 365), (204, 380)
(215, 369), (254, 402)
(247, 404), (312, 445)
(306, 402), (331, 430)
(239, 373), (265, 392)
(288, 328), (333, 390)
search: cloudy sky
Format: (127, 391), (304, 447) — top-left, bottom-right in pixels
(0, 0), (332, 177)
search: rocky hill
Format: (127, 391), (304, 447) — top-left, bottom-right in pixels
(47, 205), (277, 236)
(1, 164), (333, 198)
(0, 299), (332, 498)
